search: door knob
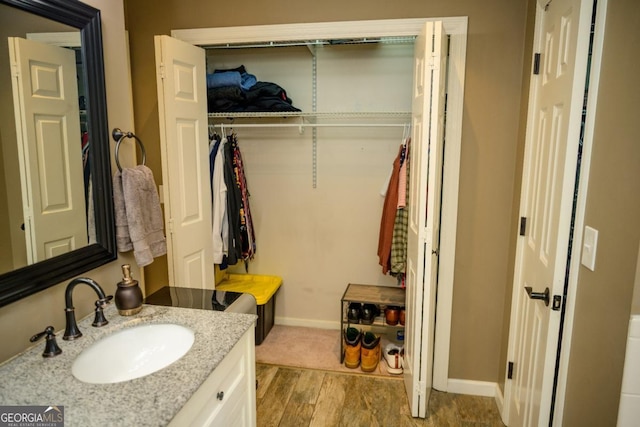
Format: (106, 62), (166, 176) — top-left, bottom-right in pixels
(525, 286), (550, 306)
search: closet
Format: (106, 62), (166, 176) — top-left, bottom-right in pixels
(154, 18), (467, 418)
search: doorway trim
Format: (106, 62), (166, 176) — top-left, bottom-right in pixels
(173, 17), (468, 392)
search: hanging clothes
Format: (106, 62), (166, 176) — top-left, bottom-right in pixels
(81, 131), (95, 242)
(210, 135), (227, 264)
(222, 134), (243, 267)
(211, 131), (256, 270)
(390, 138), (410, 276)
(378, 137), (411, 277)
(378, 144), (404, 274)
(231, 137), (256, 262)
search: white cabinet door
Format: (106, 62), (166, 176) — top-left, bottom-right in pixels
(154, 35), (214, 289)
(403, 20), (447, 418)
(169, 327), (257, 427)
(9, 37), (87, 263)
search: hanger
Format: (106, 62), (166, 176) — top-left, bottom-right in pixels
(400, 123), (410, 146)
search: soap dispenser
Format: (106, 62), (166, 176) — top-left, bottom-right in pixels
(115, 264), (143, 316)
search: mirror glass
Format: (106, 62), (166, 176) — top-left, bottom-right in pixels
(0, 4), (86, 273)
(0, 0), (116, 307)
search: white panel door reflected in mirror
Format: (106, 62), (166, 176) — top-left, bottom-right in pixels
(8, 36), (90, 265)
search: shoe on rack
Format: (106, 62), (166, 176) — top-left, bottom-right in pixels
(383, 343), (404, 375)
(348, 303), (362, 324)
(360, 304), (379, 325)
(360, 332), (381, 372)
(344, 327), (362, 369)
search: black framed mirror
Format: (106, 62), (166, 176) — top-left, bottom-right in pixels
(0, 0), (115, 307)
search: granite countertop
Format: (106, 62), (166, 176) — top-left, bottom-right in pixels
(0, 304), (257, 426)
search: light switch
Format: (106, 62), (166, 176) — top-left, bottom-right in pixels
(581, 226), (598, 271)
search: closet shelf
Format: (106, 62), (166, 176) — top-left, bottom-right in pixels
(208, 112), (412, 129)
(208, 111), (411, 120)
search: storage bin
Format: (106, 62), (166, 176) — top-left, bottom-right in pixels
(216, 273), (282, 345)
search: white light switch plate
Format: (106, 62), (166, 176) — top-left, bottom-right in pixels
(581, 226), (598, 271)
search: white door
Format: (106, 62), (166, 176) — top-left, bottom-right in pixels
(8, 37), (87, 263)
(505, 0), (594, 425)
(155, 35), (214, 289)
(404, 21), (447, 418)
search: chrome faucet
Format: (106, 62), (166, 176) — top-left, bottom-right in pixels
(63, 277), (113, 340)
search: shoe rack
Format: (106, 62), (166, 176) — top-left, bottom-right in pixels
(340, 283), (406, 363)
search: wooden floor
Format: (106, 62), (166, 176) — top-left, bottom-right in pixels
(256, 363), (505, 427)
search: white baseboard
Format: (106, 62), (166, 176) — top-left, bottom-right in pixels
(447, 378), (498, 397)
(275, 316), (340, 330)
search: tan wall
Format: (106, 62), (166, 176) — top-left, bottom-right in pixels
(562, 0), (640, 423)
(497, 0), (538, 393)
(0, 0), (136, 363)
(633, 245), (640, 315)
(125, 0), (529, 382)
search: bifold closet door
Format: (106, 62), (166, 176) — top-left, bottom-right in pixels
(154, 35), (214, 289)
(403, 20), (447, 418)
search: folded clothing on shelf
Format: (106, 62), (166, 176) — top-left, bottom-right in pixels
(207, 65), (300, 113)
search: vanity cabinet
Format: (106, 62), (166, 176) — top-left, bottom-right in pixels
(169, 327), (256, 427)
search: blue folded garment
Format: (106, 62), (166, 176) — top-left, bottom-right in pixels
(240, 72), (257, 90)
(207, 71), (242, 89)
(208, 69), (258, 91)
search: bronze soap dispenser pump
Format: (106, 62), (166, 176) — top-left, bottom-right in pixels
(115, 264), (143, 316)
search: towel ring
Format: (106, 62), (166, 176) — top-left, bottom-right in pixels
(112, 128), (146, 172)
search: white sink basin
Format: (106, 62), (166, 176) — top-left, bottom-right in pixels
(72, 323), (194, 384)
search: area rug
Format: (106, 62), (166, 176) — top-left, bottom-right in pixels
(255, 325), (401, 378)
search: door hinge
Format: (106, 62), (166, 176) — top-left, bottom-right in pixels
(507, 361), (514, 380)
(158, 63), (166, 80)
(519, 217), (527, 236)
(167, 218), (174, 234)
(533, 53), (541, 75)
(415, 381), (427, 397)
(552, 294), (562, 311)
(10, 62), (19, 78)
(428, 53), (438, 70)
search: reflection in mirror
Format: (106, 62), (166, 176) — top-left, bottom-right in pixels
(0, 4), (90, 274)
(0, 0), (116, 308)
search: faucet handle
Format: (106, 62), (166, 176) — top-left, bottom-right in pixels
(92, 296), (112, 327)
(30, 326), (62, 358)
(98, 295), (113, 306)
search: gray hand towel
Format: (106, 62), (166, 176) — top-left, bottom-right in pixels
(113, 170), (133, 252)
(115, 165), (167, 267)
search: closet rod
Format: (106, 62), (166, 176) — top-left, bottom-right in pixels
(209, 123), (408, 129)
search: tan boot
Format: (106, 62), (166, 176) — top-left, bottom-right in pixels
(360, 332), (381, 372)
(344, 327), (362, 369)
